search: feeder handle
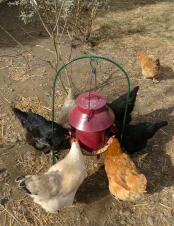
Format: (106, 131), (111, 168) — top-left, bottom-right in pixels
(88, 65), (97, 118)
(90, 58), (98, 72)
(90, 58), (98, 92)
(52, 56), (130, 150)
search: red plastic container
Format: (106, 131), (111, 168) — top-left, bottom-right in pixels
(68, 92), (114, 151)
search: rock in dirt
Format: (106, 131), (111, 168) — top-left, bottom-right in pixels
(120, 220), (126, 225)
(123, 211), (130, 217)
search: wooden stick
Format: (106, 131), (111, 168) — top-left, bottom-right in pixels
(159, 203), (173, 209)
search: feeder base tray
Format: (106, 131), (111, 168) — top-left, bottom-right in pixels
(81, 142), (109, 156)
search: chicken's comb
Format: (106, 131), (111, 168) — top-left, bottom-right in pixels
(70, 137), (76, 146)
(107, 135), (115, 145)
(137, 52), (144, 59)
(72, 137), (76, 142)
(70, 137), (76, 144)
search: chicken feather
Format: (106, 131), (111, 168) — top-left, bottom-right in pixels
(137, 52), (160, 81)
(16, 139), (87, 213)
(58, 88), (76, 127)
(108, 86), (139, 127)
(104, 138), (147, 201)
(12, 107), (68, 150)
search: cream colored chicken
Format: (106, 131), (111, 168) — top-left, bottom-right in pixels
(16, 138), (87, 213)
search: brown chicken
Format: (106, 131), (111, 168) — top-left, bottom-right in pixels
(104, 137), (147, 201)
(137, 52), (160, 82)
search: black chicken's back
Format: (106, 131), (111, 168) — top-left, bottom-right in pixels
(12, 107), (69, 150)
(121, 121), (168, 153)
(108, 86), (139, 126)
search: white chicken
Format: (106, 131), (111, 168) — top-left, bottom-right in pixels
(16, 138), (87, 213)
(58, 88), (76, 127)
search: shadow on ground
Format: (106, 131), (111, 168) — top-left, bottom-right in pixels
(75, 106), (174, 204)
(159, 66), (174, 81)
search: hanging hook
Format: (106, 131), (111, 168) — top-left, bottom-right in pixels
(90, 58), (98, 74)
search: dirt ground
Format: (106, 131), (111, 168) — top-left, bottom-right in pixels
(0, 1), (174, 225)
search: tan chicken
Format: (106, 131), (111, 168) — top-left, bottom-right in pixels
(16, 138), (87, 213)
(137, 52), (160, 82)
(104, 137), (147, 201)
(58, 88), (76, 127)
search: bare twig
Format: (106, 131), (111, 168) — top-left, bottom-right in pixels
(53, 0), (65, 34)
(159, 203), (173, 210)
(58, 19), (67, 44)
(18, 25), (36, 39)
(33, 4), (53, 38)
(57, 45), (71, 89)
(86, 0), (98, 40)
(53, 37), (60, 68)
(0, 24), (23, 48)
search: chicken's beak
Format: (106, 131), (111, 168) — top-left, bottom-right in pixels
(70, 137), (76, 145)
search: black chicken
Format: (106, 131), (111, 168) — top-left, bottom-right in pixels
(12, 107), (69, 150)
(108, 86), (139, 126)
(121, 121), (168, 153)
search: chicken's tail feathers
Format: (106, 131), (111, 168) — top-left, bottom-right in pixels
(19, 181), (32, 194)
(66, 88), (75, 101)
(15, 175), (25, 182)
(127, 86), (139, 113)
(129, 86), (139, 100)
(16, 176), (32, 194)
(144, 121), (168, 140)
(12, 107), (28, 127)
(155, 121), (168, 129)
(156, 58), (160, 66)
(68, 88), (72, 96)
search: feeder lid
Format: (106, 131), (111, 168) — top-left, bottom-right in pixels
(68, 92), (114, 132)
(76, 92), (107, 110)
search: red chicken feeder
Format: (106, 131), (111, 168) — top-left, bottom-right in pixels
(68, 92), (114, 152)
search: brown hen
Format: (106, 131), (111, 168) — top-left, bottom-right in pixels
(137, 52), (160, 82)
(104, 137), (147, 201)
